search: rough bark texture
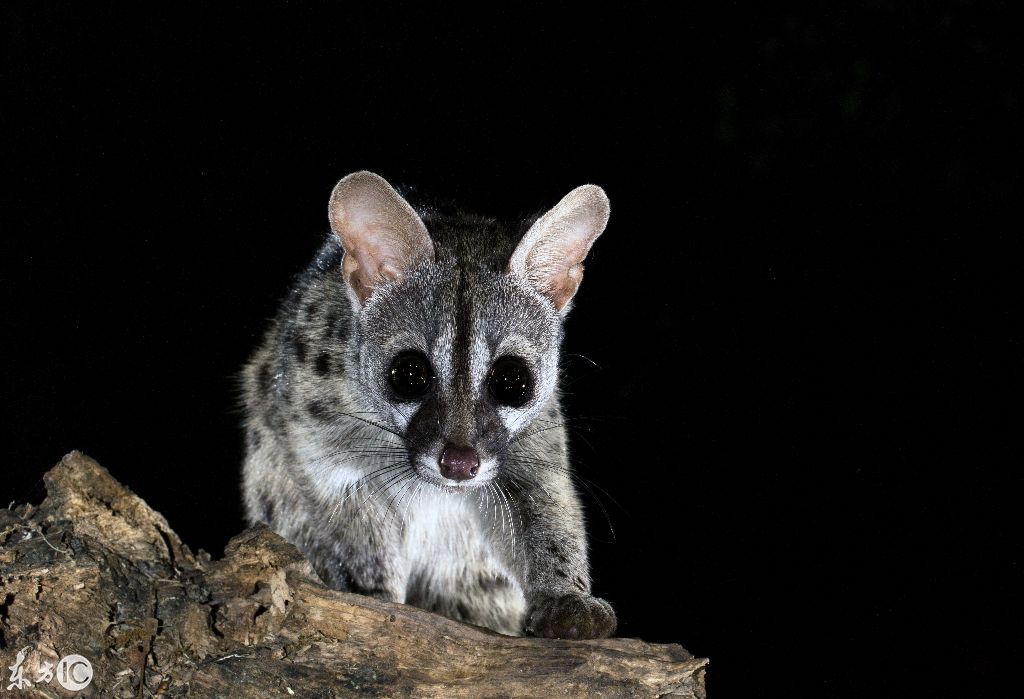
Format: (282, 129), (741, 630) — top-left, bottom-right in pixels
(0, 451), (708, 697)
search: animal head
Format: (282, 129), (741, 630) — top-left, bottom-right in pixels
(328, 171), (609, 489)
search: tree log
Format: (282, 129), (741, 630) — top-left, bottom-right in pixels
(0, 452), (707, 697)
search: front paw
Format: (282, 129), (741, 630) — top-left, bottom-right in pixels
(526, 593), (617, 639)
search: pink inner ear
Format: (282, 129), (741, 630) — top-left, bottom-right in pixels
(341, 253), (372, 303)
(329, 171), (435, 304)
(546, 263), (584, 311)
(510, 184), (609, 312)
(524, 225), (594, 309)
(342, 235), (408, 303)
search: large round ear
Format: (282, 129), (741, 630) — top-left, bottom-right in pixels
(508, 184), (610, 313)
(328, 171), (434, 305)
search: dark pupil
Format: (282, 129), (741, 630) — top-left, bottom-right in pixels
(389, 353), (432, 398)
(488, 357), (531, 407)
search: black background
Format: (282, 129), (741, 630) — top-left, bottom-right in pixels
(2, 3), (1019, 696)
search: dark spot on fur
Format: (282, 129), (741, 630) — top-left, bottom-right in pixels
(548, 544), (568, 563)
(293, 338), (307, 363)
(324, 312), (338, 336)
(555, 569), (568, 578)
(263, 409), (287, 437)
(307, 400), (332, 421)
(456, 602), (471, 619)
(306, 300), (319, 317)
(314, 352), (331, 376)
(260, 494), (275, 523)
(477, 574), (509, 592)
(248, 429), (262, 450)
(258, 362), (272, 392)
(331, 567), (354, 591)
(355, 584), (389, 598)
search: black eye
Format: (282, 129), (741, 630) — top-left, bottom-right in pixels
(389, 352), (433, 399)
(488, 356), (532, 408)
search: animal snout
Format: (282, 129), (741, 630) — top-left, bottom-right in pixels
(439, 444), (480, 481)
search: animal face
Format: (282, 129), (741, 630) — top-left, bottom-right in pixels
(327, 171), (609, 489)
(354, 260), (562, 488)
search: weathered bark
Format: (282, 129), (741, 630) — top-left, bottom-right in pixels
(0, 452), (708, 697)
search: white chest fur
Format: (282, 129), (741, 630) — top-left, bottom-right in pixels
(398, 485), (526, 636)
(401, 487), (495, 590)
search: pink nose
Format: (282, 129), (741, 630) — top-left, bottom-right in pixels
(439, 444), (480, 481)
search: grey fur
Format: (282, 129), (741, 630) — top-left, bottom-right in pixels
(241, 172), (615, 638)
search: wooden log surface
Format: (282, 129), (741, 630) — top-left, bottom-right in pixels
(0, 452), (708, 697)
